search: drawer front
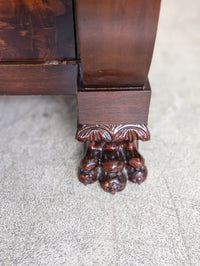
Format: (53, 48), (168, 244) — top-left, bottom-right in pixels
(0, 63), (78, 95)
(0, 0), (76, 61)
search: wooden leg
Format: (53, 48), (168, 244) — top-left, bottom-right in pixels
(75, 0), (161, 193)
(76, 124), (150, 194)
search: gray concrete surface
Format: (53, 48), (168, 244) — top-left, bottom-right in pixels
(0, 0), (200, 265)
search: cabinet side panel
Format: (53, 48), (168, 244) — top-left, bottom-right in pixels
(77, 0), (161, 87)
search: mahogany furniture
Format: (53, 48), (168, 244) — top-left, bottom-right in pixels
(0, 0), (161, 194)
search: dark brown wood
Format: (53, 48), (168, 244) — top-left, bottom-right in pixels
(76, 124), (150, 194)
(0, 0), (161, 194)
(76, 124), (150, 143)
(0, 63), (77, 95)
(75, 1), (161, 193)
(77, 82), (151, 124)
(0, 0), (76, 61)
(76, 0), (161, 87)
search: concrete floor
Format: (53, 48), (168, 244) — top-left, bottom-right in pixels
(0, 0), (200, 265)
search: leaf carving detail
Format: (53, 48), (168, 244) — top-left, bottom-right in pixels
(114, 124), (150, 142)
(76, 124), (150, 142)
(76, 125), (112, 142)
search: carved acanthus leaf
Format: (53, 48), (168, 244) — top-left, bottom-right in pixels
(76, 125), (112, 142)
(76, 124), (150, 142)
(114, 124), (150, 142)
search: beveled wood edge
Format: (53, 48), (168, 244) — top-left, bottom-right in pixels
(77, 79), (151, 92)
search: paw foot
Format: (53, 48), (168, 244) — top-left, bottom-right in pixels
(78, 140), (148, 193)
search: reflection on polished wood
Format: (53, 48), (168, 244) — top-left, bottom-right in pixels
(76, 124), (150, 194)
(76, 0), (161, 87)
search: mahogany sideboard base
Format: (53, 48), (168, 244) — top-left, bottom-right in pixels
(0, 0), (161, 194)
(76, 124), (150, 194)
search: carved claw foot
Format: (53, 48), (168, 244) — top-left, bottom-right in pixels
(76, 124), (150, 194)
(78, 141), (147, 193)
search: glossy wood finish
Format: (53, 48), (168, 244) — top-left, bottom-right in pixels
(77, 82), (151, 124)
(76, 0), (162, 192)
(76, 124), (150, 143)
(76, 0), (161, 87)
(0, 0), (161, 193)
(76, 125), (150, 194)
(0, 0), (76, 61)
(0, 63), (77, 95)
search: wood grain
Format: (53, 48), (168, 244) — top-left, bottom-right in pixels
(76, 0), (161, 88)
(0, 0), (76, 60)
(0, 63), (77, 95)
(77, 82), (151, 124)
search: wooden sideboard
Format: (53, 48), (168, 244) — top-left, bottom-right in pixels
(0, 0), (161, 194)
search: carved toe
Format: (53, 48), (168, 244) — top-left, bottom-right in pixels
(127, 165), (147, 184)
(78, 167), (98, 185)
(99, 172), (127, 194)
